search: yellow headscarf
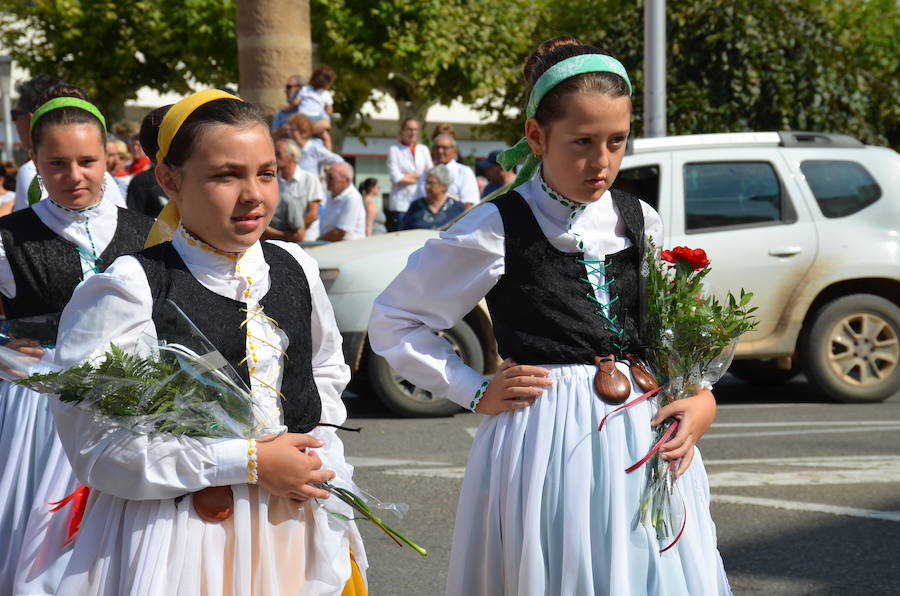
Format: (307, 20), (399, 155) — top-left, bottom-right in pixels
(144, 89), (243, 248)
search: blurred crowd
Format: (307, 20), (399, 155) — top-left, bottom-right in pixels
(6, 68), (512, 242)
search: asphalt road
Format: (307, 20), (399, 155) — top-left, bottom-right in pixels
(340, 375), (900, 596)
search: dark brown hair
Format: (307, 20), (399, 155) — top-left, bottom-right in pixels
(30, 84), (107, 149)
(309, 65), (336, 90)
(524, 36), (630, 125)
(431, 123), (455, 140)
(285, 113), (314, 138)
(140, 97), (267, 168)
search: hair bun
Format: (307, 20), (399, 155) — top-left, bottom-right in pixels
(524, 36), (583, 87)
(35, 84), (90, 107)
(139, 105), (172, 166)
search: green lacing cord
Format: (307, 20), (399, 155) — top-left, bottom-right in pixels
(541, 179), (631, 358)
(578, 258), (629, 358)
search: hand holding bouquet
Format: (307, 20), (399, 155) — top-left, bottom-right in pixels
(1, 302), (426, 555)
(599, 242), (757, 549)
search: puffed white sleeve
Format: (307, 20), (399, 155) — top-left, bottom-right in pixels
(267, 241), (350, 425)
(368, 203), (505, 408)
(51, 255), (250, 500)
(641, 200), (665, 246)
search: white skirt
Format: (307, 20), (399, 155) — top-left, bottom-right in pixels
(55, 427), (367, 596)
(0, 380), (78, 596)
(446, 362), (731, 596)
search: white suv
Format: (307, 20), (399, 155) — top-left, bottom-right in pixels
(308, 132), (900, 416)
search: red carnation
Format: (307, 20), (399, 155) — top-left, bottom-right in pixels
(662, 246), (710, 271)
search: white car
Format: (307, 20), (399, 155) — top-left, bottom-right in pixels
(308, 131), (900, 416)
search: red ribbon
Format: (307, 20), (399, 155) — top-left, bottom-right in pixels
(659, 499), (687, 553)
(625, 419), (679, 473)
(597, 387), (661, 432)
(49, 484), (90, 546)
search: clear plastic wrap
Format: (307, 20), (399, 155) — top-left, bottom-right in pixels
(6, 300), (427, 553)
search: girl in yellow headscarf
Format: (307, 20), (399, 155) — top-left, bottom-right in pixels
(51, 90), (366, 596)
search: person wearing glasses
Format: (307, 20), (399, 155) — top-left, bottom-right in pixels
(386, 118), (432, 231)
(412, 133), (480, 208)
(11, 75), (126, 212)
(271, 74), (305, 132)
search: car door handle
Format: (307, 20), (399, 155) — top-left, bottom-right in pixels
(768, 246), (802, 257)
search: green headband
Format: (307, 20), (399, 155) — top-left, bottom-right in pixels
(494, 54), (632, 195)
(29, 97), (107, 137)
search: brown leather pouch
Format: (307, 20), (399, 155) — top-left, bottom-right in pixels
(593, 355), (631, 404)
(192, 486), (234, 522)
(626, 353), (659, 393)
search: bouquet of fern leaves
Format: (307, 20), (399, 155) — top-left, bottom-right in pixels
(1, 302), (426, 555)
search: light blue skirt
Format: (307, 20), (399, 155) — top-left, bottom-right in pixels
(446, 362), (731, 596)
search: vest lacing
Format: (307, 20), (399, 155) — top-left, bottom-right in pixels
(540, 181), (630, 359)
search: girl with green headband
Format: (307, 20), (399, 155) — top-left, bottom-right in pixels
(0, 84), (153, 595)
(369, 37), (729, 594)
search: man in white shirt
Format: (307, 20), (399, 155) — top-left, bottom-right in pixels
(264, 139), (323, 242)
(319, 162), (365, 241)
(386, 118), (432, 230)
(413, 133), (479, 207)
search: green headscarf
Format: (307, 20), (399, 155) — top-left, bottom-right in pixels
(495, 54), (632, 194)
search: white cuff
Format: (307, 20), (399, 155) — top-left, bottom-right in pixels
(211, 438), (251, 487)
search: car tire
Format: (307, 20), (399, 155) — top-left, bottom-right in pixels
(367, 320), (483, 417)
(801, 294), (900, 403)
(728, 359), (800, 385)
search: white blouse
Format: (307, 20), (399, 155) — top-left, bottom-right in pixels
(51, 228), (350, 500)
(387, 142), (433, 212)
(368, 172), (663, 408)
(0, 196), (122, 298)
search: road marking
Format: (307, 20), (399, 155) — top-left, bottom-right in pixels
(712, 494), (900, 523)
(717, 403), (819, 409)
(704, 455), (900, 466)
(708, 468), (900, 487)
(385, 467), (467, 480)
(702, 424), (900, 440)
(380, 455), (900, 485)
(346, 456), (447, 468)
(465, 427), (478, 438)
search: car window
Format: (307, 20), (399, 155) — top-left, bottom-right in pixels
(612, 165), (659, 210)
(684, 161), (793, 232)
(799, 160), (881, 218)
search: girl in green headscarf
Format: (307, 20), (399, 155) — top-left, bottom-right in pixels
(369, 37), (729, 595)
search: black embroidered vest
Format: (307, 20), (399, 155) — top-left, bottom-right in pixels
(485, 190), (646, 365)
(0, 207), (153, 319)
(134, 241), (321, 433)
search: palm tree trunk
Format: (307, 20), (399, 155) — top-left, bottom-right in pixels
(235, 0), (312, 120)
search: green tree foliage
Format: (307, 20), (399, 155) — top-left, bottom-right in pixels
(311, 0), (539, 149)
(0, 0), (238, 119)
(482, 0), (899, 149)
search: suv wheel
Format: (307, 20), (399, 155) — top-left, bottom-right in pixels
(367, 319), (483, 417)
(729, 359), (800, 385)
(801, 294), (900, 403)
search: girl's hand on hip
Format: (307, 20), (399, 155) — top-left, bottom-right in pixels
(256, 433), (335, 501)
(476, 358), (552, 415)
(651, 388), (717, 479)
